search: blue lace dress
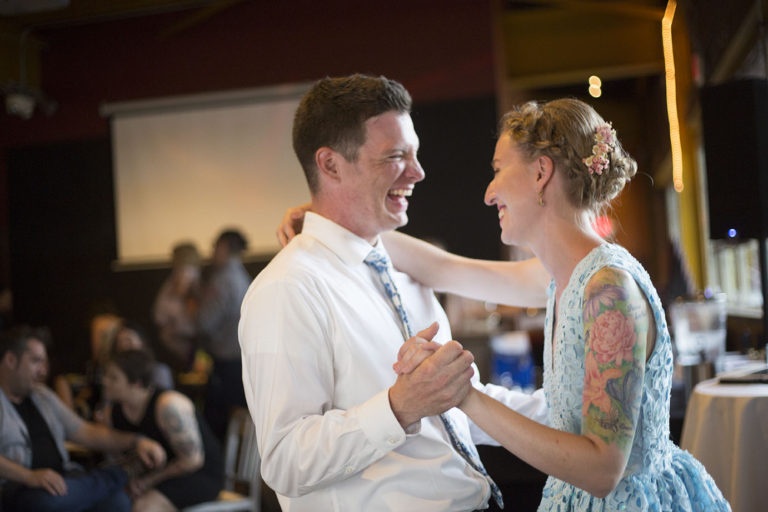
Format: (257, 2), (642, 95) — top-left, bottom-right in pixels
(539, 244), (730, 511)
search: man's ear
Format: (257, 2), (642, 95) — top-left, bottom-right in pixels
(1, 351), (17, 370)
(315, 147), (343, 184)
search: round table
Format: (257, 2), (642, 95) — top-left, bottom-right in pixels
(680, 375), (768, 512)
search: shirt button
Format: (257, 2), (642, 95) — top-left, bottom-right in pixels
(345, 466), (354, 474)
(387, 438), (397, 445)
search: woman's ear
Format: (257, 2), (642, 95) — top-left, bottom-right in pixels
(315, 147), (342, 184)
(536, 155), (554, 191)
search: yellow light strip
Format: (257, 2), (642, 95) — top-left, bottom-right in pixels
(662, 0), (683, 192)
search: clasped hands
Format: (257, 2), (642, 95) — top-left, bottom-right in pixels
(388, 322), (476, 429)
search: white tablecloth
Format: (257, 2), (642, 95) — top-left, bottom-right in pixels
(680, 376), (768, 512)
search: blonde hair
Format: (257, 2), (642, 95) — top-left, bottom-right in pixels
(499, 98), (637, 212)
(171, 242), (200, 267)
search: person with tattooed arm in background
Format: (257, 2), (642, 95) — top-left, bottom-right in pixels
(100, 350), (223, 511)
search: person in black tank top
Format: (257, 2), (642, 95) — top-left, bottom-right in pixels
(102, 350), (223, 510)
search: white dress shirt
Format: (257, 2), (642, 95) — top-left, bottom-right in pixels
(239, 212), (547, 511)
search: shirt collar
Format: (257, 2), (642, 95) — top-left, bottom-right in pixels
(302, 211), (390, 266)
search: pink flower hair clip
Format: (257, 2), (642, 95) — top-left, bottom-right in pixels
(583, 123), (617, 175)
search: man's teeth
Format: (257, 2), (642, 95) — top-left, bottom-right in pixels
(389, 189), (412, 197)
(498, 209), (504, 219)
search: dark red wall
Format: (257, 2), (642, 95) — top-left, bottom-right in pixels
(0, 0), (496, 284)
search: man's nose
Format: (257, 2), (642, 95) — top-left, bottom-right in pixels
(406, 158), (425, 182)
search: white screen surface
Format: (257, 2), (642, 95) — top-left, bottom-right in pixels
(107, 85), (311, 265)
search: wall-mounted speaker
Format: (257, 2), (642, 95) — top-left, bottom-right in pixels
(701, 79), (768, 240)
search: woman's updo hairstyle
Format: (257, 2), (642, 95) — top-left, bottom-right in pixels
(498, 98), (637, 211)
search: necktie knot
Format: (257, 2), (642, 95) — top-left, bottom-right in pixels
(364, 249), (389, 271)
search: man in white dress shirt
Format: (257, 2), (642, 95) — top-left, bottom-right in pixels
(239, 74), (547, 511)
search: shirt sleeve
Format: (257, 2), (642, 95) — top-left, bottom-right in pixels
(39, 386), (85, 438)
(468, 382), (549, 446)
(239, 278), (407, 498)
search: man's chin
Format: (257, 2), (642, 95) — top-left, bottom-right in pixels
(392, 213), (408, 230)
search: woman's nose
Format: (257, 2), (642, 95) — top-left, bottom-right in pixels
(484, 181), (496, 206)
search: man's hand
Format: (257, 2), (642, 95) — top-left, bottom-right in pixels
(388, 337), (475, 429)
(393, 322), (442, 374)
(135, 436), (166, 469)
(127, 476), (149, 499)
(276, 202), (311, 247)
(26, 468), (67, 496)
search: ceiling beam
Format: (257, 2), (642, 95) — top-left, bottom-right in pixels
(505, 61), (664, 89)
(3, 0), (212, 28)
(501, 6), (664, 87)
(518, 0), (664, 20)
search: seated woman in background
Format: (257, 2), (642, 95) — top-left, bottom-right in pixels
(55, 319), (173, 420)
(53, 310), (122, 417)
(102, 349), (223, 511)
(111, 321), (174, 392)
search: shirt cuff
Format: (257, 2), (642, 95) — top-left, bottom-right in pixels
(353, 389), (411, 451)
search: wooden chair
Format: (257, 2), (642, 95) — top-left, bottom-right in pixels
(183, 408), (261, 512)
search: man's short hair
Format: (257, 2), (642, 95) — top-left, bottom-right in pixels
(216, 229), (248, 255)
(0, 325), (50, 361)
(293, 74), (412, 194)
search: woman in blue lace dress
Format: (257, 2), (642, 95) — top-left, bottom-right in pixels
(279, 98), (730, 511)
(388, 99), (730, 511)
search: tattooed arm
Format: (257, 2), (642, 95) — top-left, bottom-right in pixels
(458, 266), (652, 497)
(577, 267), (651, 492)
(130, 391), (205, 494)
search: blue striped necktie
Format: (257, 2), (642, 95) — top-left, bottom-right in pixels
(364, 249), (504, 509)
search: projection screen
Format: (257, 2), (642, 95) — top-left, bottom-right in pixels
(103, 84), (312, 266)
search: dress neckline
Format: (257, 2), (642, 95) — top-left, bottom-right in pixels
(548, 243), (610, 372)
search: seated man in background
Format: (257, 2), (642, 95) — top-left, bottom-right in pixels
(0, 325), (166, 512)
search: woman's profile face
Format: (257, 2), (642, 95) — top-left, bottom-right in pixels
(485, 135), (540, 246)
(115, 328), (144, 353)
(102, 363), (129, 402)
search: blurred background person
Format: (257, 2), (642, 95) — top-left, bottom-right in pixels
(110, 321), (174, 393)
(197, 229), (250, 441)
(54, 319), (173, 421)
(0, 283), (13, 332)
(153, 242), (202, 372)
(53, 307), (123, 419)
(0, 326), (166, 512)
(101, 349), (223, 511)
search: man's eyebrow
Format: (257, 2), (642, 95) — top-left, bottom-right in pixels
(384, 145), (417, 154)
